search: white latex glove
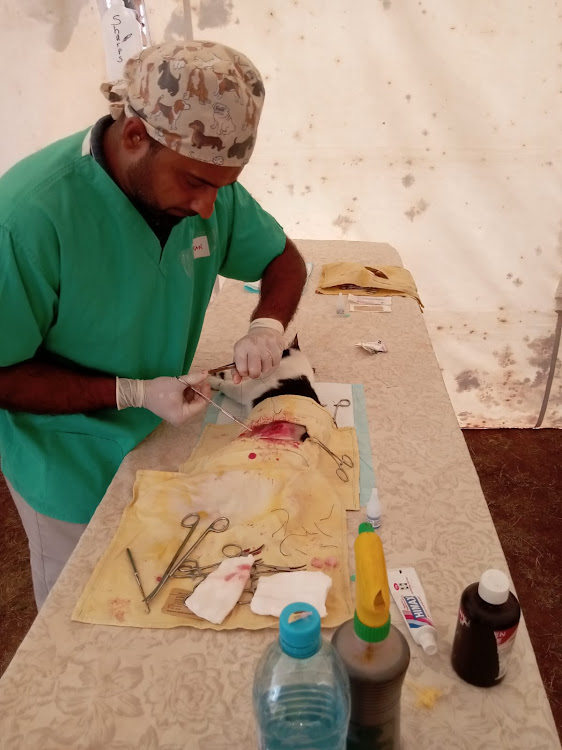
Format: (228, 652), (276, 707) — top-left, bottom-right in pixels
(116, 371), (210, 427)
(233, 318), (285, 381)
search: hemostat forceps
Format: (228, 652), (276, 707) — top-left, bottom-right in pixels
(144, 515), (230, 604)
(176, 541), (307, 604)
(144, 512), (201, 604)
(170, 516), (230, 578)
(332, 398), (351, 423)
(177, 552), (306, 581)
(308, 437), (354, 482)
(174, 542), (264, 579)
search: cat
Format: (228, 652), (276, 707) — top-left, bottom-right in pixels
(208, 335), (320, 410)
(208, 335), (320, 444)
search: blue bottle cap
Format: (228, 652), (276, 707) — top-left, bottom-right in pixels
(279, 603), (322, 659)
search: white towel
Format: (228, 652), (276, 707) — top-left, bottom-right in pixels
(185, 555), (255, 624)
(250, 571), (332, 618)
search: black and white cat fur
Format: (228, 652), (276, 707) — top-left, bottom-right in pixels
(209, 335), (320, 411)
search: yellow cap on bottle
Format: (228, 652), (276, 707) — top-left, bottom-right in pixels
(354, 523), (391, 641)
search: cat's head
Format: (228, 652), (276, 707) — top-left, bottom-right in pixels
(210, 333), (319, 408)
(277, 334), (316, 385)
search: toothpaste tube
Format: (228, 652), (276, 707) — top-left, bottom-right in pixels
(388, 567), (438, 655)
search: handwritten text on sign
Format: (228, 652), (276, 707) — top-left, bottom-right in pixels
(101, 4), (143, 81)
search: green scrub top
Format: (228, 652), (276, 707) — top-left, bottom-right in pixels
(0, 127), (286, 523)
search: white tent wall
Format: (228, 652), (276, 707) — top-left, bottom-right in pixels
(1, 1), (560, 428)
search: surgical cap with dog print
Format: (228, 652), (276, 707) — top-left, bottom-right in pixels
(101, 40), (265, 167)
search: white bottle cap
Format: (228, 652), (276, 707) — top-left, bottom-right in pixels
(418, 628), (438, 656)
(478, 569), (510, 605)
(366, 488), (381, 528)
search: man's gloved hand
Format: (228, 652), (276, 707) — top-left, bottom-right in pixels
(233, 318), (285, 382)
(116, 371), (210, 427)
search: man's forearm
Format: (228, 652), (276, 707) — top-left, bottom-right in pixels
(0, 358), (116, 414)
(251, 237), (307, 329)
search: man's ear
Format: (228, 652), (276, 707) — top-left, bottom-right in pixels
(121, 117), (151, 155)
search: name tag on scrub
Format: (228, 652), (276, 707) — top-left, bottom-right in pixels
(193, 236), (210, 258)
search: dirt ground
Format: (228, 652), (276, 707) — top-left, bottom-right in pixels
(463, 428), (561, 739)
(0, 428), (560, 741)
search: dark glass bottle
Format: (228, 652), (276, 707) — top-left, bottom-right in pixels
(451, 569), (520, 688)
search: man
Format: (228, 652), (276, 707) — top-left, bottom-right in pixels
(0, 40), (307, 608)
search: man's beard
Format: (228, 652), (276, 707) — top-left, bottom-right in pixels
(126, 156), (184, 236)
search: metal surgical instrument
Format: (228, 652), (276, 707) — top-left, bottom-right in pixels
(145, 515), (230, 604)
(174, 542), (265, 578)
(332, 398), (351, 423)
(177, 551), (307, 605)
(143, 512), (201, 604)
(170, 516), (230, 578)
(176, 557), (306, 580)
(308, 437), (354, 482)
(208, 362), (237, 376)
(126, 547), (150, 613)
(175, 516), (230, 567)
(177, 377), (251, 432)
(236, 561), (308, 605)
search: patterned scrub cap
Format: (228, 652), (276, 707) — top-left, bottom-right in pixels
(101, 40), (265, 167)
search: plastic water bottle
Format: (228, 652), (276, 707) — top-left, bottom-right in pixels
(253, 602), (351, 750)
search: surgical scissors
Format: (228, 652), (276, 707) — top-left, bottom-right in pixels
(308, 437), (354, 482)
(332, 398), (351, 423)
(144, 515), (229, 604)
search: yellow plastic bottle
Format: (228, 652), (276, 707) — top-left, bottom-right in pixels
(332, 524), (410, 749)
